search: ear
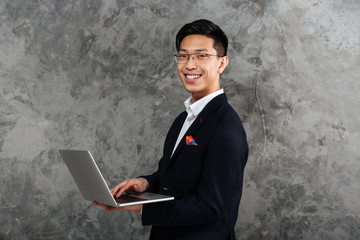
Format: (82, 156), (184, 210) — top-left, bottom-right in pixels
(218, 56), (229, 74)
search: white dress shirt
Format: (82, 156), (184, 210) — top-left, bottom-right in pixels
(171, 89), (224, 157)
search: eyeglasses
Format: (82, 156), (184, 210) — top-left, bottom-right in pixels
(174, 53), (223, 63)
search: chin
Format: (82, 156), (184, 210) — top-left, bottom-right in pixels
(183, 83), (199, 93)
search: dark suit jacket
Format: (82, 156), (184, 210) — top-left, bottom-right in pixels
(141, 93), (248, 240)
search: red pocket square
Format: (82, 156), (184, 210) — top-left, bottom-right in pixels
(186, 136), (198, 146)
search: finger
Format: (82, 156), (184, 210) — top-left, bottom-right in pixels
(111, 180), (128, 195)
(116, 181), (132, 197)
(116, 179), (138, 197)
(94, 202), (117, 212)
(93, 201), (107, 210)
(93, 200), (138, 213)
(93, 201), (104, 207)
(102, 204), (124, 213)
(104, 205), (114, 212)
(111, 180), (127, 194)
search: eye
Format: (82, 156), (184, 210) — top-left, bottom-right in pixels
(178, 54), (187, 58)
(197, 54), (208, 58)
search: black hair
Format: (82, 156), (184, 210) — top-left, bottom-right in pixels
(175, 19), (228, 56)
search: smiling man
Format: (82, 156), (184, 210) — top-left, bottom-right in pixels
(176, 33), (229, 103)
(93, 19), (249, 240)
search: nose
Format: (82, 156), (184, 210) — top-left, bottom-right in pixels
(185, 55), (197, 70)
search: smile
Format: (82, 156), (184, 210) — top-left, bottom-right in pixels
(185, 74), (201, 80)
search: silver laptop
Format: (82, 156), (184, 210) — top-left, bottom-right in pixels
(59, 149), (174, 207)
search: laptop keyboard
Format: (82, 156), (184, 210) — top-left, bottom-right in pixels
(115, 195), (144, 204)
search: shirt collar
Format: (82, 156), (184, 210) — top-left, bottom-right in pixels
(184, 89), (224, 118)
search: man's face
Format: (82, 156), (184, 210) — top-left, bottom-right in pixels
(177, 34), (228, 103)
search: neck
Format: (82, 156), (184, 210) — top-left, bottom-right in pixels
(191, 88), (221, 103)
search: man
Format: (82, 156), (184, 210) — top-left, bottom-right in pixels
(93, 19), (249, 240)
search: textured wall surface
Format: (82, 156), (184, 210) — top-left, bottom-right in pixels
(0, 0), (359, 239)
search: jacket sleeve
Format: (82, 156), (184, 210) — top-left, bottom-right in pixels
(141, 122), (248, 227)
(139, 158), (163, 193)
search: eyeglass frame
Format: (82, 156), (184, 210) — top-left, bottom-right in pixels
(174, 53), (224, 63)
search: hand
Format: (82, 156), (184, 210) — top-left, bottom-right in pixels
(111, 178), (149, 198)
(92, 201), (143, 213)
(92, 178), (148, 213)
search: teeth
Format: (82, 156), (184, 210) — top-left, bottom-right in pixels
(186, 75), (201, 79)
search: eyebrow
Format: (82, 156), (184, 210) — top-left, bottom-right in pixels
(179, 48), (209, 53)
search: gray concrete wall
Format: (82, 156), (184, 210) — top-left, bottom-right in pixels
(1, 0), (359, 239)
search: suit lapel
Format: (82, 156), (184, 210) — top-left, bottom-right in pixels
(168, 93), (227, 164)
(162, 111), (187, 163)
